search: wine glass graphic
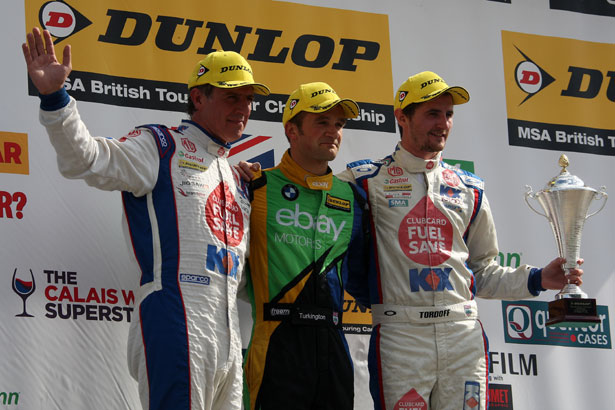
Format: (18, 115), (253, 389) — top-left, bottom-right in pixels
(12, 268), (36, 317)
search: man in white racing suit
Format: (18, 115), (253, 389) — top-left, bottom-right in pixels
(341, 71), (584, 410)
(22, 27), (270, 410)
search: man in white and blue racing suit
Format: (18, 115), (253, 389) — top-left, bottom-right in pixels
(341, 71), (584, 410)
(23, 27), (270, 410)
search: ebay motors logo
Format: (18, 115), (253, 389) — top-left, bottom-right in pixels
(276, 204), (346, 241)
(39, 1), (92, 43)
(503, 301), (611, 349)
(398, 196), (452, 265)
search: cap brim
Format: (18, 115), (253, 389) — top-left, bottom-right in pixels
(211, 81), (271, 96)
(337, 99), (360, 119)
(421, 86), (469, 105)
(303, 98), (359, 118)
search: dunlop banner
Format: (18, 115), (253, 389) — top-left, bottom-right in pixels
(502, 31), (615, 156)
(25, 0), (394, 132)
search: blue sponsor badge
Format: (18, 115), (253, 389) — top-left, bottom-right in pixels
(388, 198), (409, 207)
(180, 273), (211, 285)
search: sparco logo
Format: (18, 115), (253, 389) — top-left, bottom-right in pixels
(39, 1), (92, 43)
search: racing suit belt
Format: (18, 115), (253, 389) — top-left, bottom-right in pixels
(263, 303), (341, 328)
(371, 300), (478, 325)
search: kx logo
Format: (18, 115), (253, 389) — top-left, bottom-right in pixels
(440, 185), (461, 199)
(206, 245), (239, 279)
(409, 268), (454, 292)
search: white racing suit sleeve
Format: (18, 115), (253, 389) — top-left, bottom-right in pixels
(335, 168), (357, 184)
(466, 194), (536, 300)
(39, 97), (159, 197)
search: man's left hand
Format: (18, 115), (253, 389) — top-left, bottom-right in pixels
(541, 257), (584, 290)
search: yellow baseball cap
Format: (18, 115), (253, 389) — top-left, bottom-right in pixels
(282, 82), (360, 125)
(187, 50), (270, 95)
(394, 71), (469, 110)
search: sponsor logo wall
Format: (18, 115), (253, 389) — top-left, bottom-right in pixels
(502, 31), (615, 156)
(2, 0), (613, 409)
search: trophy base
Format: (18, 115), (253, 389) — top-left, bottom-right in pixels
(546, 298), (600, 328)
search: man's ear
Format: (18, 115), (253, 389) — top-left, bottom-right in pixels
(285, 121), (299, 143)
(190, 87), (204, 110)
(394, 108), (408, 126)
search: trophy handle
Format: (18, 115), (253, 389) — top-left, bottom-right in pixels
(524, 185), (548, 218)
(586, 186), (608, 219)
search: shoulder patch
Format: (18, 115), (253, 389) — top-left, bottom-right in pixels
(441, 162), (484, 190)
(137, 124), (174, 158)
(346, 158), (381, 177)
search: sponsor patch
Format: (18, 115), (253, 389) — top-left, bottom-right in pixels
(388, 198), (409, 207)
(385, 194), (411, 200)
(181, 137), (197, 153)
(463, 381), (481, 410)
(387, 166), (403, 176)
(384, 184), (412, 192)
(281, 184), (299, 201)
(179, 273), (210, 285)
(325, 194), (351, 212)
(399, 196), (453, 265)
(442, 169), (460, 187)
(385, 177), (410, 184)
(394, 388), (426, 410)
(440, 185), (463, 207)
(179, 159), (208, 172)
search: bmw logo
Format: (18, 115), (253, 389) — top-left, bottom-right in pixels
(281, 184), (299, 201)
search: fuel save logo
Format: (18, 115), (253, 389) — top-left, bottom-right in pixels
(502, 31), (615, 156)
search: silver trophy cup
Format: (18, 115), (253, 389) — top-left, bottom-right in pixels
(525, 155), (607, 326)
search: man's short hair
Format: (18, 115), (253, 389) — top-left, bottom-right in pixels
(187, 84), (215, 117)
(284, 111), (307, 142)
(397, 102), (418, 137)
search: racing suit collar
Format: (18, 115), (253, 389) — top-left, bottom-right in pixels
(393, 143), (441, 173)
(279, 150), (333, 190)
(181, 119), (232, 158)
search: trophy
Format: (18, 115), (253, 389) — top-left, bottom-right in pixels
(525, 154), (607, 327)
